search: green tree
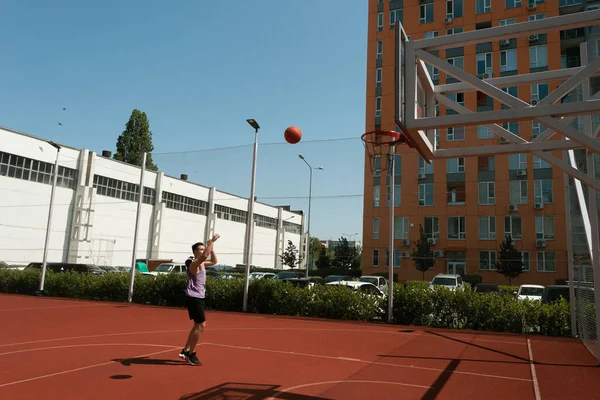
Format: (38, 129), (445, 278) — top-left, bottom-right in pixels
(411, 225), (436, 281)
(495, 235), (524, 285)
(280, 240), (302, 269)
(315, 246), (332, 270)
(332, 237), (359, 270)
(114, 109), (158, 171)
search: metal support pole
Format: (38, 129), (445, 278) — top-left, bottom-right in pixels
(127, 152), (147, 303)
(387, 146), (395, 324)
(37, 142), (61, 296)
(305, 167), (313, 278)
(564, 169), (578, 338)
(242, 128), (259, 312)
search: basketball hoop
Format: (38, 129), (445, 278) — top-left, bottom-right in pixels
(361, 130), (403, 173)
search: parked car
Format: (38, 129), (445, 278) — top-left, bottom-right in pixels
(326, 280), (385, 297)
(359, 275), (389, 293)
(249, 272), (276, 280)
(150, 263), (187, 276)
(280, 277), (314, 288)
(324, 275), (352, 283)
(429, 274), (465, 291)
(515, 284), (545, 301)
(24, 262), (105, 276)
(474, 284), (501, 294)
(274, 271), (304, 280)
(541, 285), (571, 304)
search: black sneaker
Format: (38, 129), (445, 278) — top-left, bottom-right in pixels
(178, 349), (189, 360)
(187, 352), (202, 366)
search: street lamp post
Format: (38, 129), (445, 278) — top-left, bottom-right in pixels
(242, 118), (260, 313)
(37, 141), (62, 296)
(298, 154), (323, 279)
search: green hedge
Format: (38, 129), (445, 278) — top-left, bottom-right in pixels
(0, 269), (570, 336)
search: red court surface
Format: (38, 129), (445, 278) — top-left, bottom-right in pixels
(1, 294), (599, 400)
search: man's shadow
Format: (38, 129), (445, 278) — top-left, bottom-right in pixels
(112, 357), (187, 366)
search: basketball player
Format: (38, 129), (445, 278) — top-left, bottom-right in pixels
(178, 233), (220, 366)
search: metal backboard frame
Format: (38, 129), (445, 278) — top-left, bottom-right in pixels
(394, 10), (600, 362)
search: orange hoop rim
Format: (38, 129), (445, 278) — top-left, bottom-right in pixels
(361, 130), (402, 145)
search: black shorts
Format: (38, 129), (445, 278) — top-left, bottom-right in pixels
(185, 296), (206, 324)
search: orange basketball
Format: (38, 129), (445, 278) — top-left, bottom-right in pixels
(284, 126), (302, 144)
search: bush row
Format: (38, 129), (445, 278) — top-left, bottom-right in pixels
(0, 269), (570, 336)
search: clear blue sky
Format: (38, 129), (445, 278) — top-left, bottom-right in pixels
(0, 0), (368, 242)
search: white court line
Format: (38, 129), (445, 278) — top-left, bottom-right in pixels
(203, 342), (533, 382)
(0, 304), (108, 312)
(266, 380), (431, 399)
(527, 339), (542, 400)
(0, 343), (177, 357)
(0, 345), (181, 388)
(0, 327), (526, 349)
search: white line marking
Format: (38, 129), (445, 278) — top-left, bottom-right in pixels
(0, 327), (525, 349)
(0, 343), (177, 357)
(337, 357), (362, 362)
(266, 380), (431, 399)
(0, 304), (108, 312)
(0, 346), (180, 388)
(203, 342), (532, 382)
(527, 339), (542, 400)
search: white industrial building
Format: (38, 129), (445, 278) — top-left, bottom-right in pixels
(0, 126), (304, 269)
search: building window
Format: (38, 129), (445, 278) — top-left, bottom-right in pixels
(505, 0), (522, 9)
(478, 156), (495, 172)
(479, 216), (496, 240)
(373, 218), (379, 239)
(502, 86), (518, 104)
(533, 156), (551, 169)
(390, 10), (403, 28)
(500, 18), (516, 26)
(502, 121), (519, 136)
(378, 12), (383, 31)
(283, 221), (301, 234)
(162, 191), (207, 214)
(447, 126), (465, 141)
(419, 156), (434, 175)
(500, 49), (517, 72)
(478, 126), (494, 139)
(214, 204), (247, 223)
(424, 217), (440, 239)
(94, 175), (155, 205)
(0, 151), (79, 190)
(520, 251), (530, 272)
(529, 13), (546, 21)
(374, 185), (380, 207)
(373, 249), (379, 267)
(424, 31), (439, 39)
(254, 214), (278, 230)
(532, 121), (542, 138)
(377, 40), (383, 59)
(531, 83), (549, 103)
(447, 183), (466, 204)
(446, 58), (464, 81)
(420, 3), (434, 24)
(447, 158), (465, 173)
(534, 179), (553, 204)
(419, 183), (434, 206)
(448, 216), (466, 239)
(447, 0), (463, 18)
(394, 249), (402, 268)
(476, 0), (491, 14)
(505, 216), (522, 240)
(510, 180), (528, 205)
(536, 215), (555, 240)
(447, 27), (463, 35)
(479, 182), (496, 205)
(537, 251), (556, 272)
(476, 53), (493, 76)
(480, 250), (497, 270)
(374, 155), (381, 177)
(509, 154), (527, 170)
(394, 217), (409, 240)
(376, 68), (382, 88)
(530, 45), (548, 69)
(375, 96), (382, 117)
(386, 184), (401, 207)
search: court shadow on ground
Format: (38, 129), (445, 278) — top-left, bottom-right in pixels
(112, 357), (187, 366)
(180, 382), (331, 400)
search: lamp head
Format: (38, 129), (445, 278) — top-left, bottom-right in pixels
(246, 119), (260, 130)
